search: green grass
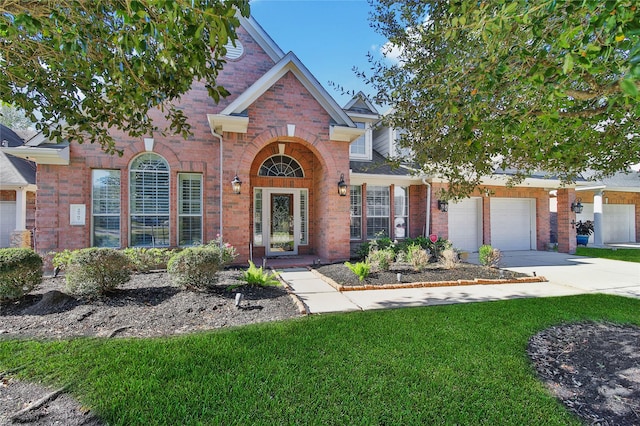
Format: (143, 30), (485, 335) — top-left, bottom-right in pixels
(2, 295), (640, 425)
(576, 247), (640, 263)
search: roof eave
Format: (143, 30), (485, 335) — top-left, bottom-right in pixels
(0, 145), (70, 165)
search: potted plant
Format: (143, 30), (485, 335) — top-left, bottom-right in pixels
(575, 220), (594, 246)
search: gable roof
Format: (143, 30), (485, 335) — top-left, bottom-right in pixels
(344, 91), (380, 117)
(208, 51), (363, 142)
(0, 124), (36, 187)
(238, 15), (285, 63)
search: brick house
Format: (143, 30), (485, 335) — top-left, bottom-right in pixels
(2, 15), (638, 261)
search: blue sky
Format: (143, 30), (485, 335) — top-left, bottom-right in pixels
(250, 0), (389, 108)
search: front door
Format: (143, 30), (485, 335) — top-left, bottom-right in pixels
(270, 193), (295, 254)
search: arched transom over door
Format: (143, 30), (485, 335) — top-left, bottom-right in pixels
(254, 154), (308, 256)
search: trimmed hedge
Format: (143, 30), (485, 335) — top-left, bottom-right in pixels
(65, 248), (131, 297)
(0, 248), (43, 301)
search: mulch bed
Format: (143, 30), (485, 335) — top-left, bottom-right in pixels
(528, 322), (640, 425)
(313, 262), (545, 291)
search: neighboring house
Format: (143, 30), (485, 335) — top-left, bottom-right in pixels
(1, 14), (638, 261)
(574, 170), (640, 246)
(0, 124), (36, 248)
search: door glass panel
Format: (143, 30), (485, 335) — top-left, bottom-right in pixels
(270, 194), (294, 252)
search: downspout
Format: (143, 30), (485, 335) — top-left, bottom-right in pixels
(422, 178), (431, 237)
(211, 130), (224, 247)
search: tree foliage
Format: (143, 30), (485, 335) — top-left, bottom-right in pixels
(0, 102), (33, 129)
(0, 0), (249, 154)
(366, 0), (640, 197)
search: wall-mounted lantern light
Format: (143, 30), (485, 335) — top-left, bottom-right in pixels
(570, 198), (583, 214)
(231, 175), (242, 194)
(338, 173), (348, 197)
(438, 200), (449, 212)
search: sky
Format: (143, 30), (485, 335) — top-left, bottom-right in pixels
(250, 0), (390, 108)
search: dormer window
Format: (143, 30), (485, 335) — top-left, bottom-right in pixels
(349, 121), (372, 160)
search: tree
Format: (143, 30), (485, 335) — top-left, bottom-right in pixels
(366, 0), (640, 197)
(0, 102), (33, 130)
(0, 0), (249, 155)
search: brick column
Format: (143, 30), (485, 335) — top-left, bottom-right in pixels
(556, 188), (577, 254)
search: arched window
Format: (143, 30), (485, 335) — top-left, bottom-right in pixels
(129, 153), (170, 247)
(258, 155), (304, 178)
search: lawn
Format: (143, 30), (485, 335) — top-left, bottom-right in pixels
(576, 247), (640, 263)
(2, 294), (640, 425)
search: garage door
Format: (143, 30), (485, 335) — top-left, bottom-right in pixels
(490, 198), (536, 251)
(0, 201), (17, 248)
(448, 197), (482, 252)
(578, 204), (636, 243)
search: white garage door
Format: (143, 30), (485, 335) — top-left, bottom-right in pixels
(604, 205), (636, 242)
(0, 201), (17, 248)
(490, 198), (536, 251)
(578, 204), (636, 243)
(448, 197), (482, 252)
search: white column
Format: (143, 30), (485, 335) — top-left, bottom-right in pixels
(593, 190), (604, 247)
(15, 187), (27, 231)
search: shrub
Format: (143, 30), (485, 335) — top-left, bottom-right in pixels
(51, 249), (73, 272)
(238, 261), (280, 287)
(205, 236), (239, 265)
(479, 245), (502, 268)
(122, 247), (174, 272)
(367, 247), (395, 272)
(65, 248), (131, 297)
(441, 248), (460, 270)
(344, 261), (371, 282)
(0, 248), (43, 301)
(406, 244), (430, 271)
(168, 247), (226, 290)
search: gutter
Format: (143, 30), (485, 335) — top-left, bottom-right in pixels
(210, 130), (224, 246)
(422, 178), (431, 237)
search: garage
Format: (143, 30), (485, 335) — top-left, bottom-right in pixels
(0, 201), (17, 248)
(578, 204), (636, 243)
(448, 197), (482, 252)
(490, 198), (536, 251)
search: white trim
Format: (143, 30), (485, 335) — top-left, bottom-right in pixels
(1, 145), (69, 165)
(330, 125), (364, 143)
(207, 114), (250, 134)
(220, 52), (354, 127)
(239, 15), (285, 63)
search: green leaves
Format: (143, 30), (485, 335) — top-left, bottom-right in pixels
(0, 0), (250, 153)
(366, 0), (640, 197)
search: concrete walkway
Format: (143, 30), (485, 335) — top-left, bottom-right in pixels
(278, 251), (640, 314)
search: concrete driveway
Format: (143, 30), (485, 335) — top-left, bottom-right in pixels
(279, 251), (640, 314)
(474, 251), (640, 299)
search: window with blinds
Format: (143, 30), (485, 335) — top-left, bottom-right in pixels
(92, 169), (120, 247)
(129, 153), (170, 247)
(178, 173), (202, 246)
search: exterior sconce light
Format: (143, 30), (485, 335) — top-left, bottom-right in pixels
(231, 175), (242, 194)
(338, 173), (348, 197)
(570, 198), (583, 214)
(438, 200), (449, 212)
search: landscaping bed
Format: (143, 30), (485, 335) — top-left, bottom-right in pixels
(313, 262), (543, 291)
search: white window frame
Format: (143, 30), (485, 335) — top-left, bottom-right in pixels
(366, 186), (390, 238)
(349, 121), (372, 161)
(91, 169), (121, 247)
(350, 185), (362, 240)
(178, 173), (203, 246)
(129, 153), (170, 247)
(394, 186), (409, 239)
